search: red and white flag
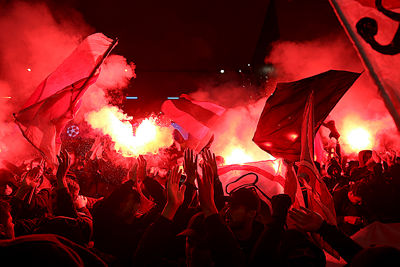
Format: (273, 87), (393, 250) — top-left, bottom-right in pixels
(297, 92), (337, 225)
(218, 159), (305, 208)
(297, 92), (339, 257)
(330, 0), (400, 130)
(14, 33), (116, 166)
(161, 94), (225, 151)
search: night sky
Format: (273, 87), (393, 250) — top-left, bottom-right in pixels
(6, 0), (347, 115)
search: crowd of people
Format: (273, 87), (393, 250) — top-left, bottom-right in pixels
(0, 140), (400, 266)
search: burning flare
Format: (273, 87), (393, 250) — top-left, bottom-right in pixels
(339, 115), (375, 154)
(221, 145), (275, 165)
(86, 106), (174, 157)
(224, 147), (254, 165)
(345, 127), (372, 151)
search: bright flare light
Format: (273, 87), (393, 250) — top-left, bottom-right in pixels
(345, 127), (372, 151)
(135, 119), (157, 144)
(86, 106), (174, 157)
(224, 147), (254, 165)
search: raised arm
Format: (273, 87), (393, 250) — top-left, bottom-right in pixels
(289, 206), (363, 263)
(54, 150), (77, 218)
(197, 163), (244, 267)
(201, 149), (225, 211)
(133, 165), (186, 266)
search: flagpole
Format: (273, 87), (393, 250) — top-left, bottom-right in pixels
(329, 0), (400, 131)
(72, 37), (119, 104)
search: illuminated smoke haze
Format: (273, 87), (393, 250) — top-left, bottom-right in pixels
(267, 34), (400, 157)
(0, 1), (135, 167)
(187, 34), (400, 164)
(188, 83), (273, 163)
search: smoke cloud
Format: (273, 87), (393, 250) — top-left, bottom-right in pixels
(267, 34), (400, 156)
(187, 81), (273, 163)
(185, 34), (400, 163)
(0, 1), (135, 167)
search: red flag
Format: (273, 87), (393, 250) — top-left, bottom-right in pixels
(298, 92), (339, 257)
(329, 0), (400, 130)
(14, 33), (116, 165)
(161, 94), (225, 151)
(298, 92), (336, 224)
(284, 164), (305, 209)
(253, 70), (360, 162)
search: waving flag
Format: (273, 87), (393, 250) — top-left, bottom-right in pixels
(329, 0), (400, 130)
(297, 93), (336, 224)
(161, 94), (225, 151)
(14, 33), (117, 165)
(297, 92), (339, 258)
(253, 70), (360, 162)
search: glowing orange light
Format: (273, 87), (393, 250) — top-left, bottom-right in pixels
(124, 69), (128, 72)
(272, 159), (280, 173)
(345, 127), (372, 151)
(1, 97), (11, 99)
(135, 119), (157, 144)
(224, 147), (254, 165)
(86, 106), (174, 157)
(288, 133), (298, 141)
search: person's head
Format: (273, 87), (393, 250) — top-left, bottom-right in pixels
(226, 187), (260, 230)
(327, 159), (341, 178)
(256, 199), (272, 225)
(50, 176), (81, 213)
(215, 156), (225, 167)
(181, 212), (213, 267)
(348, 181), (367, 205)
(279, 230), (326, 267)
(350, 246), (400, 267)
(106, 186), (141, 222)
(0, 169), (16, 197)
(358, 150), (373, 167)
(120, 191), (140, 220)
(346, 160), (359, 176)
(0, 200), (14, 239)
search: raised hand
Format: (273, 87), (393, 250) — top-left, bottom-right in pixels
(56, 150), (71, 189)
(15, 165), (43, 201)
(201, 149), (218, 180)
(183, 148), (198, 185)
(162, 165), (186, 220)
(371, 150), (381, 163)
(128, 162), (138, 183)
(288, 206), (324, 232)
(137, 155), (147, 181)
(22, 166), (42, 188)
(380, 149), (396, 166)
(197, 163), (218, 217)
(166, 166), (186, 207)
(74, 195), (88, 209)
(388, 149), (397, 165)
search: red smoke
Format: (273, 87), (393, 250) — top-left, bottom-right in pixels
(0, 1), (135, 167)
(267, 34), (400, 157)
(188, 82), (273, 164)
